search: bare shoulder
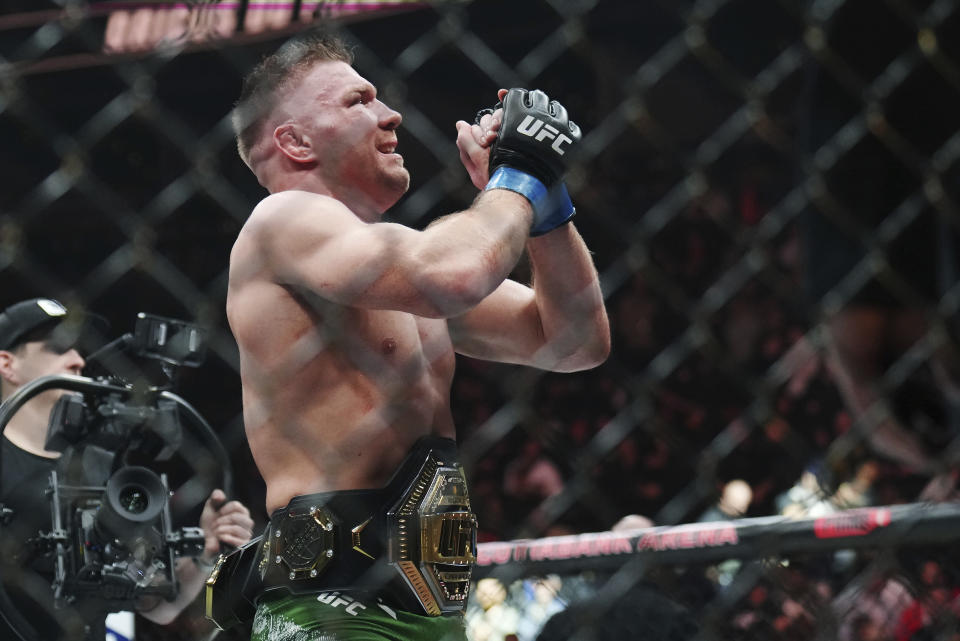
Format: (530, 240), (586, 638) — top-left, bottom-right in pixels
(230, 191), (359, 274)
(228, 189), (432, 315)
(242, 190), (357, 240)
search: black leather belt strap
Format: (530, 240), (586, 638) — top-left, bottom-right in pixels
(259, 487), (395, 594)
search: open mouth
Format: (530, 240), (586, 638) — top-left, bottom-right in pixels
(377, 141), (398, 155)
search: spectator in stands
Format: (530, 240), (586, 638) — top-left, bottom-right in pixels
(516, 575), (566, 641)
(777, 463), (836, 518)
(895, 560), (960, 641)
(611, 513), (654, 532)
(699, 478), (753, 522)
(834, 572), (912, 641)
(466, 578), (521, 641)
(798, 0), (959, 487)
(832, 459), (881, 509)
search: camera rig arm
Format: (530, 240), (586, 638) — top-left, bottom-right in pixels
(158, 389), (233, 501)
(0, 374), (129, 431)
(0, 374), (233, 498)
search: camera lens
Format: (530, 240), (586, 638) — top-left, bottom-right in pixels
(98, 466), (165, 543)
(118, 485), (148, 514)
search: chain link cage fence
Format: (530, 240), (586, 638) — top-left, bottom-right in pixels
(2, 0), (960, 639)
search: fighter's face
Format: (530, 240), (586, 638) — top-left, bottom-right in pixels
(286, 61), (410, 217)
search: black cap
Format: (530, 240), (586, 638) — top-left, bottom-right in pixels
(0, 298), (108, 353)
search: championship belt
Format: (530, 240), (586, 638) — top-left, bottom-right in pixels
(204, 437), (477, 630)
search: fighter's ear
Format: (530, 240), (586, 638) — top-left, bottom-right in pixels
(273, 123), (315, 164)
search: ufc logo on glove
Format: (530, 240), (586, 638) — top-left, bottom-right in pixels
(480, 87), (582, 236)
(516, 116), (574, 155)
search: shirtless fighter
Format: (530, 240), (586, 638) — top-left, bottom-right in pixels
(208, 33), (609, 641)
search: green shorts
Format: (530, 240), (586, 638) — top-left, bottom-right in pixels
(251, 591), (468, 641)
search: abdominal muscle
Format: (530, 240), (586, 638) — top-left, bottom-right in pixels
(229, 276), (460, 514)
(242, 342), (457, 514)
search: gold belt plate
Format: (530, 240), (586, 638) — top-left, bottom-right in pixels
(390, 453), (477, 616)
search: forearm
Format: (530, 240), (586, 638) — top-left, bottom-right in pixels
(527, 223), (610, 370)
(137, 557), (209, 625)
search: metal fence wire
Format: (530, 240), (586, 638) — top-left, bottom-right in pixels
(2, 0), (960, 639)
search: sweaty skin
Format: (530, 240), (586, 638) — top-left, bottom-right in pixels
(228, 243), (462, 511)
(228, 63), (609, 514)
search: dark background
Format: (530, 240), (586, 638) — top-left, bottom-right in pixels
(2, 0), (960, 638)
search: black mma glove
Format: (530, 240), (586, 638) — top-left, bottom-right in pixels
(476, 88), (581, 236)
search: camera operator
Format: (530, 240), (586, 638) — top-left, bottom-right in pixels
(0, 297), (254, 639)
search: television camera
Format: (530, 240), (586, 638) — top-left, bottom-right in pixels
(0, 313), (233, 641)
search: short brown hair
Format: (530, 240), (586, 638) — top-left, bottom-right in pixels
(232, 33), (353, 167)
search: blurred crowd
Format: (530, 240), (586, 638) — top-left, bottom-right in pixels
(457, 157), (960, 639)
(461, 175), (957, 535)
(464, 547), (960, 641)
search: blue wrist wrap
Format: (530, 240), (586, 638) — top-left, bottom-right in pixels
(484, 167), (576, 236)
